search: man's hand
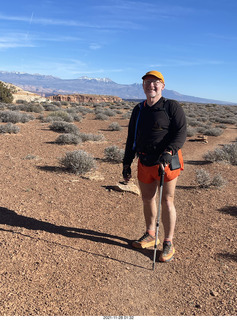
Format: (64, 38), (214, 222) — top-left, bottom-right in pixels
(159, 152), (172, 166)
(122, 165), (131, 182)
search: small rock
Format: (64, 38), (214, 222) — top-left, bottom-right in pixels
(210, 290), (218, 297)
(113, 181), (140, 195)
(82, 171), (105, 181)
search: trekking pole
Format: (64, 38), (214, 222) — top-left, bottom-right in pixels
(152, 166), (165, 270)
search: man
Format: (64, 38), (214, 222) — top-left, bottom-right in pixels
(122, 70), (187, 262)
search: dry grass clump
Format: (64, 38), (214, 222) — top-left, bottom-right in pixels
(59, 150), (96, 174)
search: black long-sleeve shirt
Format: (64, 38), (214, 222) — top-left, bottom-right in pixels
(123, 97), (187, 166)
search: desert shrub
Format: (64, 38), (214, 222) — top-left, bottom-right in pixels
(77, 132), (105, 142)
(61, 101), (69, 106)
(215, 124), (227, 129)
(0, 110), (34, 123)
(0, 82), (13, 103)
(122, 112), (132, 119)
(202, 127), (223, 136)
(95, 113), (109, 120)
(75, 106), (93, 115)
(195, 126), (208, 134)
(47, 111), (73, 122)
(187, 119), (206, 127)
(94, 107), (104, 113)
(203, 143), (237, 165)
(43, 103), (61, 111)
(196, 116), (207, 122)
(5, 104), (21, 111)
(104, 145), (124, 163)
(55, 133), (82, 145)
(196, 169), (211, 188)
(59, 150), (96, 174)
(16, 99), (27, 104)
(196, 169), (226, 189)
(24, 154), (37, 160)
(210, 117), (236, 125)
(0, 103), (6, 110)
(20, 103), (44, 113)
(0, 122), (20, 134)
(108, 122), (122, 131)
(211, 173), (226, 188)
(187, 126), (198, 137)
(49, 121), (79, 135)
(51, 101), (62, 107)
(63, 110), (82, 122)
(103, 109), (116, 117)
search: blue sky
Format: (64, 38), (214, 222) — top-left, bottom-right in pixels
(0, 0), (236, 103)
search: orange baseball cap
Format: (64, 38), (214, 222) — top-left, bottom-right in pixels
(142, 70), (165, 84)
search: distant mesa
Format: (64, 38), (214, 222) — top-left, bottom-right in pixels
(48, 93), (122, 104)
(1, 81), (122, 104)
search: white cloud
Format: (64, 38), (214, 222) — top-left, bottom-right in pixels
(89, 43), (101, 50)
(0, 34), (35, 49)
(150, 59), (223, 67)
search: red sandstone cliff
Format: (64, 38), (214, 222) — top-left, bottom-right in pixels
(48, 94), (122, 104)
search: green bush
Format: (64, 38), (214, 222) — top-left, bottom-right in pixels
(0, 82), (13, 103)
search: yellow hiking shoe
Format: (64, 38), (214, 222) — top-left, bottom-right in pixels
(159, 241), (175, 262)
(132, 232), (158, 249)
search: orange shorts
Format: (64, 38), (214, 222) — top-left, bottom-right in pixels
(137, 149), (184, 183)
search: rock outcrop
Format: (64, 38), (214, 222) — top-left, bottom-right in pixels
(3, 82), (48, 103)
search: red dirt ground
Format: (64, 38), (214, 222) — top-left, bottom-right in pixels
(0, 111), (236, 316)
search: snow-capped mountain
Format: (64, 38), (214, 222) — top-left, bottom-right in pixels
(0, 71), (233, 104)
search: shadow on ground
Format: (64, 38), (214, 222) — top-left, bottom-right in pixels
(218, 205), (237, 217)
(0, 207), (157, 269)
